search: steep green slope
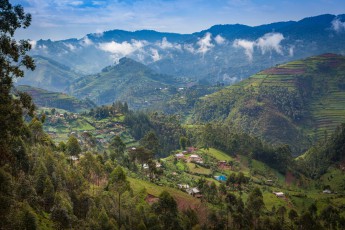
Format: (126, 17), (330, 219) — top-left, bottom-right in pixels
(297, 123), (345, 178)
(192, 53), (345, 155)
(16, 55), (81, 92)
(69, 57), (179, 109)
(17, 85), (95, 112)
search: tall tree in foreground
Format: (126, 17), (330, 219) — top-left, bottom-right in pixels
(152, 190), (180, 229)
(108, 166), (131, 227)
(0, 0), (35, 166)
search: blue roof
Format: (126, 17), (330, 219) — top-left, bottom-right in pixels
(215, 175), (227, 181)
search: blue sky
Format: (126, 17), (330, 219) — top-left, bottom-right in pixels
(12, 0), (345, 41)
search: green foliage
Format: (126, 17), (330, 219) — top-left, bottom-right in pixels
(152, 190), (179, 229)
(66, 135), (81, 157)
(109, 135), (126, 162)
(125, 111), (185, 156)
(69, 57), (177, 109)
(297, 123), (345, 178)
(140, 131), (160, 155)
(17, 85), (95, 113)
(246, 187), (264, 216)
(192, 54), (345, 154)
(179, 136), (188, 150)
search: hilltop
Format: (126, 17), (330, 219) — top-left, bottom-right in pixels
(68, 57), (181, 109)
(15, 55), (81, 92)
(192, 53), (345, 155)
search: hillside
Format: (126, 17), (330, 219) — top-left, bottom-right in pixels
(68, 57), (179, 109)
(15, 55), (81, 92)
(17, 85), (95, 113)
(192, 53), (345, 155)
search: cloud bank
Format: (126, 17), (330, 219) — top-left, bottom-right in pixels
(197, 32), (214, 54)
(332, 18), (345, 32)
(98, 40), (147, 58)
(233, 39), (255, 61)
(233, 32), (285, 61)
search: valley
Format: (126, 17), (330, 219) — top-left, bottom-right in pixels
(2, 1), (345, 229)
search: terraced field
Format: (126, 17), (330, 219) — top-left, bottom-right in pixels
(17, 85), (95, 112)
(193, 53), (345, 154)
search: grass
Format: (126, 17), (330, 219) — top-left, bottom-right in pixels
(186, 163), (212, 175)
(128, 177), (202, 209)
(202, 148), (234, 161)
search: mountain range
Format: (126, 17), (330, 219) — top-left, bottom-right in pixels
(28, 14), (345, 85)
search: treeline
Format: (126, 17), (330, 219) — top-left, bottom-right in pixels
(193, 123), (293, 174)
(87, 101), (129, 120)
(124, 112), (186, 157)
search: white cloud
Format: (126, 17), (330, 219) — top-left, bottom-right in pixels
(197, 32), (214, 54)
(92, 1), (105, 6)
(151, 48), (161, 62)
(256, 32), (284, 55)
(233, 39), (255, 61)
(98, 39), (148, 57)
(157, 37), (182, 50)
(29, 40), (37, 49)
(215, 35), (226, 45)
(332, 18), (345, 33)
(69, 1), (84, 6)
(233, 32), (284, 61)
(64, 43), (77, 51)
(183, 44), (196, 53)
(80, 36), (93, 46)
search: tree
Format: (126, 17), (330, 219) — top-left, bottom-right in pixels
(246, 187), (264, 227)
(66, 135), (81, 160)
(140, 131), (160, 155)
(108, 166), (131, 225)
(179, 136), (188, 150)
(0, 0), (35, 166)
(152, 191), (179, 229)
(320, 205), (340, 229)
(109, 135), (126, 162)
(43, 177), (55, 211)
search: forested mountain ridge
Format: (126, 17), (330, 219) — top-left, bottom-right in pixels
(192, 53), (345, 155)
(68, 57), (180, 108)
(15, 55), (81, 93)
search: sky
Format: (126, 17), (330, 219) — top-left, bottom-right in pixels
(12, 0), (345, 41)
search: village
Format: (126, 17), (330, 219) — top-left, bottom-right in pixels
(40, 107), (340, 213)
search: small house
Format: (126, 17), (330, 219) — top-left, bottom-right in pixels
(323, 189), (332, 194)
(175, 153), (184, 159)
(186, 187), (201, 197)
(215, 175), (227, 182)
(273, 192), (285, 198)
(189, 154), (202, 163)
(177, 184), (190, 190)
